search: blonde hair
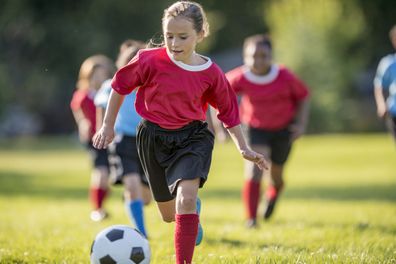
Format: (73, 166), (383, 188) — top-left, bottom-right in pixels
(163, 1), (210, 37)
(76, 55), (115, 91)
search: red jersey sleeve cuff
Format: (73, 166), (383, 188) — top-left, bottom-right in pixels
(111, 78), (130, 95)
(223, 119), (241, 129)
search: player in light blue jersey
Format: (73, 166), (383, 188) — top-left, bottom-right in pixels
(95, 40), (152, 237)
(374, 25), (396, 141)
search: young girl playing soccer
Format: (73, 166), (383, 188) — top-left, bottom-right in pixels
(95, 40), (152, 237)
(93, 2), (268, 263)
(224, 34), (310, 227)
(70, 54), (115, 221)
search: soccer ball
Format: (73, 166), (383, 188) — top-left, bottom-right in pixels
(90, 225), (150, 264)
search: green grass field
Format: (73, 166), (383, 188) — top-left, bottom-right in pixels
(0, 134), (395, 264)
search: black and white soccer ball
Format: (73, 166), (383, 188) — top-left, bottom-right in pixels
(90, 225), (150, 264)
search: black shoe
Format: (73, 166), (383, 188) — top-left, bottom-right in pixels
(264, 197), (278, 220)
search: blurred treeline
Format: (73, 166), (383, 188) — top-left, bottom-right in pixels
(0, 0), (395, 135)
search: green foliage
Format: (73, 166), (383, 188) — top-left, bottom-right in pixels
(0, 135), (395, 263)
(0, 0), (268, 133)
(265, 0), (369, 132)
(0, 0), (396, 133)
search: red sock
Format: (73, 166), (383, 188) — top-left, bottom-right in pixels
(242, 180), (260, 219)
(175, 214), (199, 264)
(266, 184), (283, 200)
(89, 187), (108, 210)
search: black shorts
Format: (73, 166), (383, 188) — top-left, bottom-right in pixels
(137, 119), (215, 202)
(248, 126), (292, 165)
(86, 142), (110, 168)
(108, 135), (148, 186)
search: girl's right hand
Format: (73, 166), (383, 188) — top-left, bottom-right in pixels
(92, 125), (115, 149)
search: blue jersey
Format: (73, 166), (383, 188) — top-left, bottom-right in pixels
(374, 54), (396, 116)
(95, 79), (141, 136)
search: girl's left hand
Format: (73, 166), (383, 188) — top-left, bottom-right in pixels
(241, 149), (269, 170)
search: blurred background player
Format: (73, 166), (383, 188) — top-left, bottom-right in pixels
(94, 40), (152, 237)
(222, 34), (310, 227)
(70, 55), (116, 221)
(374, 25), (396, 143)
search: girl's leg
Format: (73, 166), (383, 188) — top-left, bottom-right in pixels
(142, 184), (152, 206)
(156, 199), (176, 223)
(269, 164), (285, 190)
(175, 178), (200, 264)
(123, 173), (142, 200)
(123, 174), (148, 237)
(264, 128), (292, 220)
(264, 163), (285, 220)
(89, 166), (109, 221)
(242, 145), (269, 227)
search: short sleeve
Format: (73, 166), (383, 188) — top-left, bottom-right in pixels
(381, 63), (396, 91)
(374, 57), (387, 88)
(373, 55), (396, 89)
(225, 68), (243, 94)
(70, 90), (84, 111)
(205, 66), (240, 128)
(287, 70), (310, 102)
(111, 51), (144, 95)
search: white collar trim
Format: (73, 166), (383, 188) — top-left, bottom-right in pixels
(166, 48), (212, 72)
(243, 65), (279, 84)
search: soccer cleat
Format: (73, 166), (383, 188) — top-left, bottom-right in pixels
(90, 209), (109, 222)
(246, 218), (258, 229)
(195, 197), (203, 246)
(263, 197), (278, 220)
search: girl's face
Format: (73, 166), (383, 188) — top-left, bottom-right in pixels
(244, 42), (272, 75)
(163, 16), (203, 64)
(90, 66), (108, 91)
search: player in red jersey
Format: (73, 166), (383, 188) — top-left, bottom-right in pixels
(95, 40), (152, 238)
(70, 55), (115, 222)
(225, 34), (310, 227)
(92, 2), (268, 263)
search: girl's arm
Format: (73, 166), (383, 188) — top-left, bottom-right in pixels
(92, 90), (125, 149)
(289, 98), (310, 141)
(71, 109), (91, 143)
(209, 107), (228, 142)
(96, 107), (106, 132)
(226, 125), (269, 170)
(374, 85), (387, 118)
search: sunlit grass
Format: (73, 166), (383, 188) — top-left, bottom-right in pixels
(0, 134), (395, 263)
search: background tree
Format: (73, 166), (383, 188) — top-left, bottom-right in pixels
(0, 0), (395, 135)
(265, 0), (366, 132)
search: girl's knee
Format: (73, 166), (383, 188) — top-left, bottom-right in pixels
(161, 213), (175, 223)
(177, 195), (196, 212)
(143, 197), (151, 206)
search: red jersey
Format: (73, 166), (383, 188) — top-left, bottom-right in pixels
(111, 47), (240, 129)
(226, 65), (309, 130)
(70, 89), (97, 138)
